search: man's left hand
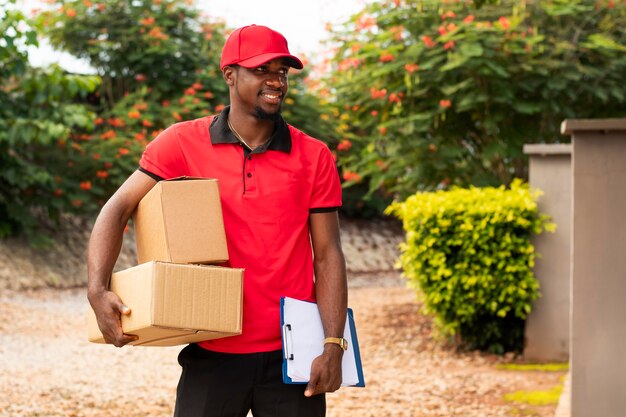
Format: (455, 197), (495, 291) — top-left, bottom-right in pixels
(304, 345), (343, 397)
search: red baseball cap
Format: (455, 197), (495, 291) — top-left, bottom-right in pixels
(220, 25), (304, 70)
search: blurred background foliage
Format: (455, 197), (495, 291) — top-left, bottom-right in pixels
(324, 0), (626, 202)
(1, 0), (625, 244)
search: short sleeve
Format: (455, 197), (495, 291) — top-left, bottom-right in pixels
(309, 145), (342, 212)
(139, 124), (189, 179)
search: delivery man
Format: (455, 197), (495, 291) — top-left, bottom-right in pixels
(87, 24), (348, 417)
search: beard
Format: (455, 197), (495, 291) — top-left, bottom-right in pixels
(254, 105), (282, 121)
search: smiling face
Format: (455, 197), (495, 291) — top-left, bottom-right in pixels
(225, 58), (290, 120)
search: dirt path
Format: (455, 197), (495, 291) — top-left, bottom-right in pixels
(0, 283), (565, 417)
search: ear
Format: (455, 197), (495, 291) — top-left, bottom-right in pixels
(222, 66), (235, 86)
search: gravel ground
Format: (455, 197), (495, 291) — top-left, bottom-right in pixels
(0, 277), (565, 417)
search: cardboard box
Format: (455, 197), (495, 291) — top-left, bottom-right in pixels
(88, 261), (243, 346)
(133, 178), (228, 265)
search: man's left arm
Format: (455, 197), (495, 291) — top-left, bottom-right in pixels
(305, 211), (348, 397)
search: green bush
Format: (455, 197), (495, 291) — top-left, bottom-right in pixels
(386, 179), (554, 353)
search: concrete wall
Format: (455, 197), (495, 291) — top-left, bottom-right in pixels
(562, 118), (626, 417)
(523, 144), (571, 362)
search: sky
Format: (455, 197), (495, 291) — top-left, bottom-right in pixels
(16, 0), (370, 74)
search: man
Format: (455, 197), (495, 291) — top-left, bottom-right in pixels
(87, 24), (348, 417)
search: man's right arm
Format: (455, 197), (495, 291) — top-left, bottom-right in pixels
(87, 170), (157, 347)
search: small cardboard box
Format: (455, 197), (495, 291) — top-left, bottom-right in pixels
(88, 261), (243, 347)
(133, 178), (228, 265)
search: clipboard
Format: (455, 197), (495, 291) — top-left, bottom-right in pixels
(280, 297), (365, 387)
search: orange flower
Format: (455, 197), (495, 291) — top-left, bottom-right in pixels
(355, 15), (376, 30)
(134, 132), (146, 141)
(96, 170), (109, 179)
(162, 100), (171, 107)
(498, 17), (510, 30)
(441, 10), (456, 20)
(103, 162), (113, 169)
(463, 15), (475, 24)
(370, 87), (387, 99)
(185, 87), (196, 96)
(148, 26), (169, 40)
(65, 8), (76, 17)
(118, 148), (130, 156)
(54, 189), (63, 197)
(421, 35), (436, 48)
(107, 118), (125, 127)
(82, 0), (93, 7)
(134, 102), (147, 111)
(142, 119), (153, 127)
(94, 117), (103, 125)
(337, 139), (352, 151)
(135, 74), (147, 82)
(92, 153), (101, 160)
(437, 26), (447, 36)
(214, 104), (226, 112)
(100, 130), (116, 140)
(405, 63), (419, 73)
(379, 126), (388, 135)
(338, 57), (361, 71)
(172, 111), (182, 121)
(179, 97), (187, 104)
(444, 40), (455, 50)
(80, 181), (92, 190)
(95, 3), (106, 11)
(127, 110), (141, 119)
(379, 53), (395, 62)
(388, 92), (403, 103)
(72, 199), (83, 208)
(375, 160), (387, 170)
(342, 170), (362, 182)
(447, 23), (457, 32)
(439, 99), (452, 108)
(371, 110), (379, 116)
(152, 129), (164, 138)
(204, 92), (214, 99)
(192, 83), (203, 90)
(140, 17), (155, 26)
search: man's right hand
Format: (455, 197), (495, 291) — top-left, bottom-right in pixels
(89, 290), (138, 347)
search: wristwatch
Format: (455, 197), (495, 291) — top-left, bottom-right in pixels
(324, 337), (348, 351)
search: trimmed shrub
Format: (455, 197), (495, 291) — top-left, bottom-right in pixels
(386, 179), (554, 353)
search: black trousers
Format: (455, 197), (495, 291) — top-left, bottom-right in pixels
(173, 344), (326, 417)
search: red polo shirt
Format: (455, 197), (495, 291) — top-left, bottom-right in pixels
(138, 107), (342, 353)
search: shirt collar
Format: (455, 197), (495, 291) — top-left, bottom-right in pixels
(209, 105), (292, 154)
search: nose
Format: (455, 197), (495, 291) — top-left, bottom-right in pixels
(265, 73), (286, 88)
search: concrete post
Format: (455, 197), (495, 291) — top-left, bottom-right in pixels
(561, 118), (626, 417)
(522, 144), (571, 362)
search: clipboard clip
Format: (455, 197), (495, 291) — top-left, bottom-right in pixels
(282, 323), (294, 360)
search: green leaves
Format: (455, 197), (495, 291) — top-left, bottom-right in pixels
(324, 0), (626, 203)
(387, 180), (554, 353)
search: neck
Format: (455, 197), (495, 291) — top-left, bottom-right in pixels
(227, 107), (275, 148)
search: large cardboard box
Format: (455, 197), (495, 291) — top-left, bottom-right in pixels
(133, 178), (228, 265)
(88, 261), (243, 346)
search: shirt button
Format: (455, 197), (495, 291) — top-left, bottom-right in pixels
(247, 173), (252, 178)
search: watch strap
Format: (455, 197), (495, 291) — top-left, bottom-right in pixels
(324, 337), (348, 351)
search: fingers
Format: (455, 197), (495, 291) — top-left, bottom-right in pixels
(94, 292), (138, 347)
(304, 355), (342, 397)
(304, 376), (318, 397)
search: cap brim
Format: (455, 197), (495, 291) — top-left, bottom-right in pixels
(236, 53), (303, 70)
